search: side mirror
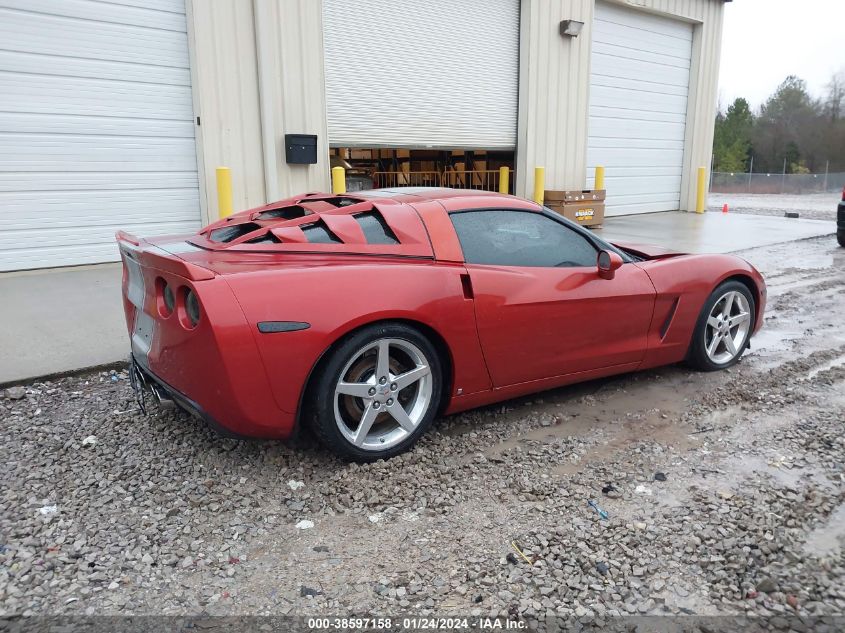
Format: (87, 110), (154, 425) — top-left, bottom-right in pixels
(597, 250), (623, 280)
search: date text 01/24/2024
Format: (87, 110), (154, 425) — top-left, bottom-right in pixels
(306, 617), (527, 630)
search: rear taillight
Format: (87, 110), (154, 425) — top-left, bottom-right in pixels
(841, 186), (845, 202)
(155, 277), (175, 317)
(182, 288), (201, 329)
(163, 284), (175, 315)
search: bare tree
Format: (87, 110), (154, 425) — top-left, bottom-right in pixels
(825, 70), (845, 122)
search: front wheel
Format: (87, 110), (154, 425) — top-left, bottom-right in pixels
(687, 281), (755, 371)
(308, 323), (442, 462)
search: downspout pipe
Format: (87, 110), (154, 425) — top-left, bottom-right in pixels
(253, 0), (279, 203)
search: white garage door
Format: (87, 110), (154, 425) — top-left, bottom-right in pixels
(587, 2), (693, 216)
(323, 0), (520, 149)
(0, 0), (202, 271)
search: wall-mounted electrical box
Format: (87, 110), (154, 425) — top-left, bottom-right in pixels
(284, 134), (318, 164)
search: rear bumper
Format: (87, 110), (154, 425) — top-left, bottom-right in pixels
(131, 354), (243, 438)
(131, 354), (296, 440)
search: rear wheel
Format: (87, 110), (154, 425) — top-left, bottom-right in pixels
(837, 231), (844, 248)
(687, 281), (755, 371)
(308, 323), (442, 462)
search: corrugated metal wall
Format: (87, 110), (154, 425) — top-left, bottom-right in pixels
(253, 0), (329, 198)
(515, 0), (596, 201)
(188, 0), (328, 220)
(516, 0), (724, 211)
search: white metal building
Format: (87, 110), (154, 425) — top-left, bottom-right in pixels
(0, 0), (727, 271)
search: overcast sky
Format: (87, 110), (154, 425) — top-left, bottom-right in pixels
(718, 0), (845, 111)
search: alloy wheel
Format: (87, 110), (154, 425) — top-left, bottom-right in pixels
(704, 290), (752, 365)
(333, 338), (433, 451)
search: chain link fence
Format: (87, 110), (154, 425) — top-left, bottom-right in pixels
(711, 171), (845, 195)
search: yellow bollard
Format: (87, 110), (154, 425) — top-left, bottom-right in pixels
(533, 167), (545, 205)
(498, 166), (510, 194)
(332, 166), (346, 194)
(696, 166), (706, 213)
(216, 167), (233, 219)
(595, 165), (605, 191)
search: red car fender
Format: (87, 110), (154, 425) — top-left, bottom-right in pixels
(636, 254), (766, 369)
(224, 261), (492, 422)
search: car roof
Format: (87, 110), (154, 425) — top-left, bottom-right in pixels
(186, 189), (541, 258)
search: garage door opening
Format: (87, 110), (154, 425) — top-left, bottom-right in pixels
(322, 0), (520, 162)
(329, 148), (516, 195)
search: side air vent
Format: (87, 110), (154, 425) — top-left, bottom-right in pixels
(355, 211), (399, 245)
(256, 205), (312, 221)
(209, 222), (262, 242)
(301, 221), (342, 244)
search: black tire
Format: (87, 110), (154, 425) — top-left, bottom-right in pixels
(307, 322), (442, 462)
(687, 280), (756, 372)
(837, 231), (845, 248)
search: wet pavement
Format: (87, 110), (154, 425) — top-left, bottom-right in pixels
(594, 209), (833, 254)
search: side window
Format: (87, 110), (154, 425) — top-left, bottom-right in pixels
(450, 210), (598, 267)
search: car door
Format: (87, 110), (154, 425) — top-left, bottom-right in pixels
(450, 209), (656, 388)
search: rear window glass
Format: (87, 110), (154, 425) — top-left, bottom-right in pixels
(209, 222), (262, 243)
(256, 205), (311, 221)
(245, 233), (281, 244)
(302, 221), (342, 244)
(321, 196), (363, 207)
(355, 212), (399, 245)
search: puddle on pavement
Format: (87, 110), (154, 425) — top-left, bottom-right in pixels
(711, 454), (835, 492)
(764, 271), (841, 297)
(747, 310), (845, 371)
(804, 503), (845, 558)
(748, 326), (803, 356)
(730, 455), (807, 488)
(805, 353), (845, 379)
(480, 369), (706, 473)
(549, 416), (697, 477)
(696, 404), (745, 429)
(741, 242), (837, 276)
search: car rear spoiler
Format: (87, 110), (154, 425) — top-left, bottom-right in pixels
(116, 231), (215, 281)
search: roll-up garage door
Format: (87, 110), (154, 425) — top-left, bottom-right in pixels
(322, 0), (520, 149)
(587, 2), (693, 216)
(0, 0), (202, 271)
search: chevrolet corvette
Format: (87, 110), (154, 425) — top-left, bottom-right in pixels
(117, 188), (766, 461)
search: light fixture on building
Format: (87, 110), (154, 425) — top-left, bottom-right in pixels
(559, 19), (584, 38)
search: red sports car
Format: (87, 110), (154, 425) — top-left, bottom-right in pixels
(117, 188), (766, 461)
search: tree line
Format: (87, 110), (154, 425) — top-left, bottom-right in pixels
(712, 72), (845, 174)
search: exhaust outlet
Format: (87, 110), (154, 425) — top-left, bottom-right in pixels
(151, 384), (176, 410)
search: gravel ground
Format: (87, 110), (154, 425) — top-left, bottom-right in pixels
(708, 192), (839, 221)
(2, 236), (844, 626)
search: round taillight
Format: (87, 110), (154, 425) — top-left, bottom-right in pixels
(156, 277), (175, 317)
(163, 283), (175, 314)
(184, 289), (201, 328)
